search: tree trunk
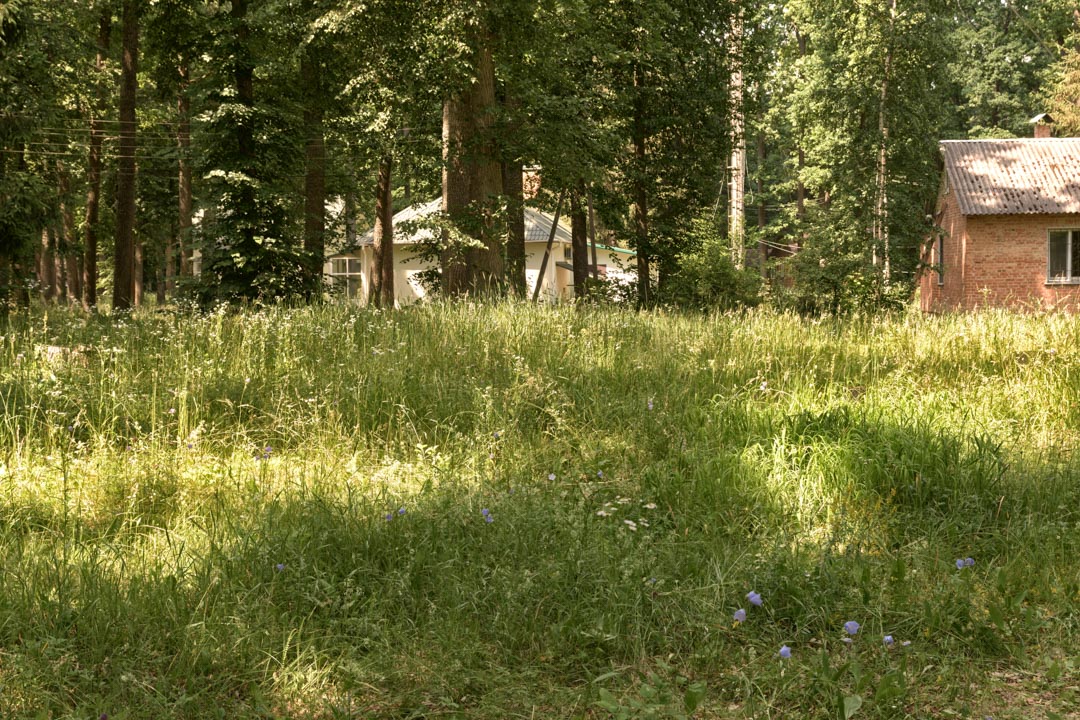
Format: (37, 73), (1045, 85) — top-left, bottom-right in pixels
(502, 161), (526, 296)
(58, 163), (81, 302)
(232, 0), (256, 261)
(84, 6), (110, 309)
(302, 44), (326, 290)
(177, 60), (193, 279)
(113, 0), (139, 311)
(757, 132), (767, 269)
(631, 62), (651, 305)
(441, 33), (503, 295)
(587, 188), (599, 280)
(371, 153), (395, 308)
(728, 11), (746, 270)
(873, 0), (896, 289)
(134, 239), (143, 307)
(39, 228), (56, 302)
(571, 184), (589, 298)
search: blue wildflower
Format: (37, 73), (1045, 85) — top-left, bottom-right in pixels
(275, 563), (285, 572)
(964, 557), (975, 567)
(734, 608), (747, 623)
(384, 513), (393, 521)
(398, 507), (406, 516)
(747, 590), (763, 607)
(779, 645), (791, 659)
(844, 620), (860, 635)
(548, 473), (556, 481)
(597, 470), (604, 478)
(484, 514), (494, 524)
(883, 635), (894, 646)
(956, 558), (965, 569)
(481, 508), (490, 517)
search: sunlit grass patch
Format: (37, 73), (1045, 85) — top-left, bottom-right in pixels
(0, 302), (1078, 718)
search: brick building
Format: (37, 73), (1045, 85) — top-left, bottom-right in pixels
(920, 135), (1080, 311)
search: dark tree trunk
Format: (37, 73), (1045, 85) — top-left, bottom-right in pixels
(134, 239), (143, 307)
(371, 154), (395, 308)
(113, 0), (139, 311)
(302, 45), (326, 290)
(442, 34), (503, 295)
(177, 60), (193, 280)
(39, 228), (56, 302)
(502, 161), (525, 296)
(58, 163), (81, 302)
(231, 0), (256, 259)
(631, 62), (651, 305)
(570, 184), (589, 298)
(84, 7), (110, 309)
(757, 132), (767, 268)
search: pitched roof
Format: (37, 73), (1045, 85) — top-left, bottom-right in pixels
(353, 197), (574, 247)
(941, 138), (1080, 215)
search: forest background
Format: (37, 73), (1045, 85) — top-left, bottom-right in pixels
(1, 0), (1080, 313)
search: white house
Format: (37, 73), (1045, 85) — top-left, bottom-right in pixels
(324, 197), (636, 304)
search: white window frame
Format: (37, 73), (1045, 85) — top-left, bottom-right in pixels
(1047, 229), (1080, 284)
(328, 257), (364, 297)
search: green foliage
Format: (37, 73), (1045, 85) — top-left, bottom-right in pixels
(657, 216), (762, 310)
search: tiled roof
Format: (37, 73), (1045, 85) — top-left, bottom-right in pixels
(941, 138), (1080, 215)
(353, 198), (573, 246)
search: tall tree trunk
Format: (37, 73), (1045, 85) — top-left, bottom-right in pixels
(39, 228), (56, 302)
(873, 0), (896, 289)
(502, 161), (526, 296)
(177, 60), (193, 279)
(757, 132), (767, 269)
(371, 154), (395, 308)
(113, 0), (139, 311)
(441, 33), (503, 295)
(587, 188), (599, 280)
(134, 240), (143, 307)
(794, 29), (807, 250)
(571, 184), (589, 298)
(84, 7), (110, 309)
(58, 163), (81, 302)
(302, 45), (326, 291)
(232, 0), (256, 262)
(727, 11), (746, 270)
(631, 62), (651, 305)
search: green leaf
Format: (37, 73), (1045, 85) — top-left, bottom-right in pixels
(843, 694), (863, 719)
(683, 681), (707, 714)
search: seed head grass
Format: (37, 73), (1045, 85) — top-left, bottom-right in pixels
(0, 302), (1077, 718)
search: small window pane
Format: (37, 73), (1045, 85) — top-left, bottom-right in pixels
(331, 258), (347, 275)
(1049, 231), (1070, 280)
(348, 259), (363, 274)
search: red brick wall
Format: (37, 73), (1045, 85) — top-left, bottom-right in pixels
(920, 183), (1080, 311)
(920, 186), (967, 311)
(962, 213), (1080, 310)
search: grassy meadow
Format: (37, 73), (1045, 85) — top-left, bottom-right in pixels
(0, 302), (1077, 719)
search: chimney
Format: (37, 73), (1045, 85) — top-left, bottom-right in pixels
(1030, 113), (1055, 139)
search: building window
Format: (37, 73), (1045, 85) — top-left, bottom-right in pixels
(936, 235), (944, 285)
(1048, 230), (1080, 283)
(329, 257), (364, 297)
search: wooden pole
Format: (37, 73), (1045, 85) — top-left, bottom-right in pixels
(531, 192), (565, 303)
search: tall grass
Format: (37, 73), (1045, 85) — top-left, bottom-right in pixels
(0, 302), (1077, 718)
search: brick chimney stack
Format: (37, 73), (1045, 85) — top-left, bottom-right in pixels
(1030, 113), (1055, 138)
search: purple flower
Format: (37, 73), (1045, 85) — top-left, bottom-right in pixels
(493, 431), (501, 439)
(481, 508), (490, 517)
(734, 608), (747, 623)
(100, 714), (109, 720)
(883, 635), (894, 646)
(484, 514), (494, 523)
(384, 513), (393, 521)
(647, 399), (654, 411)
(746, 590), (763, 607)
(844, 620), (860, 636)
(398, 507), (406, 516)
(548, 473), (556, 481)
(275, 563), (285, 572)
(597, 470), (604, 478)
(779, 645), (791, 658)
(956, 558), (965, 569)
(964, 557), (975, 567)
